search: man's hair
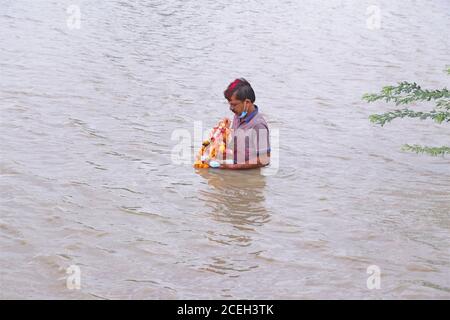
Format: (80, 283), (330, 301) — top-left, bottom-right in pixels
(224, 78), (255, 102)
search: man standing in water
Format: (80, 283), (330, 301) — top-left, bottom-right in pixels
(219, 78), (270, 169)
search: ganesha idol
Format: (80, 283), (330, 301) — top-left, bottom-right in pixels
(193, 117), (233, 168)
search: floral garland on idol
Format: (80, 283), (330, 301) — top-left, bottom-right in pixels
(194, 118), (232, 168)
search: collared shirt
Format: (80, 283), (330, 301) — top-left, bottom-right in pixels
(230, 105), (270, 165)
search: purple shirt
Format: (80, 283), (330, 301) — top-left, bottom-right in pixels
(230, 105), (270, 165)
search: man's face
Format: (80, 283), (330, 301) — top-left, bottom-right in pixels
(228, 93), (247, 116)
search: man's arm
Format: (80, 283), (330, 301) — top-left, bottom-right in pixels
(219, 153), (270, 170)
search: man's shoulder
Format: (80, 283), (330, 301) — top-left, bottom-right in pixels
(252, 112), (269, 130)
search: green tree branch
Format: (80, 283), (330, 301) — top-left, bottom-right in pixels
(363, 68), (449, 156)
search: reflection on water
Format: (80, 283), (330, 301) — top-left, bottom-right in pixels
(198, 170), (270, 231)
(197, 170), (270, 276)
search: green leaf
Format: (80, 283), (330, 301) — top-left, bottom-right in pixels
(402, 144), (450, 156)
